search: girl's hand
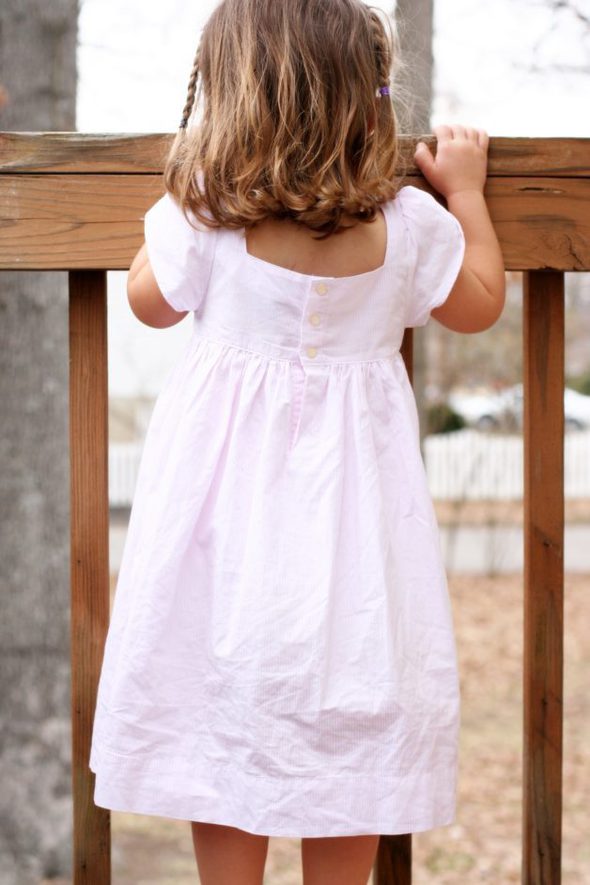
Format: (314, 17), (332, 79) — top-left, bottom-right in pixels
(413, 124), (489, 200)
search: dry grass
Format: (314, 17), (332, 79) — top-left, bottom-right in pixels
(69, 571), (588, 884)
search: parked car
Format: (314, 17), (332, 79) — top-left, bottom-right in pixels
(563, 387), (590, 429)
(448, 388), (516, 431)
(448, 383), (590, 432)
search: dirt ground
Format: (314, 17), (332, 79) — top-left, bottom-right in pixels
(432, 496), (590, 526)
(60, 568), (586, 885)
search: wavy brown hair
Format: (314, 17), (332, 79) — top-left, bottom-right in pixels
(163, 0), (409, 239)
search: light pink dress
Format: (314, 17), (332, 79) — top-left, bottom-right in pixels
(89, 183), (465, 837)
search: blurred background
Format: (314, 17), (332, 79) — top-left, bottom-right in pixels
(1, 0), (588, 882)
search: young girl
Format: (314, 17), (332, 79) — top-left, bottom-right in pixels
(89, 1), (505, 882)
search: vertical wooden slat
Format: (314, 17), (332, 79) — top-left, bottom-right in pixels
(522, 270), (564, 884)
(69, 270), (111, 883)
(374, 832), (412, 885)
(372, 325), (414, 885)
(401, 326), (414, 387)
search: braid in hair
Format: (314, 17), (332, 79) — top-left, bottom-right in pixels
(367, 9), (391, 95)
(179, 42), (201, 131)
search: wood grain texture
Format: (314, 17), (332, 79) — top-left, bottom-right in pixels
(522, 271), (564, 885)
(1, 173), (588, 271)
(69, 271), (111, 883)
(1, 135), (589, 272)
(1, 132), (589, 176)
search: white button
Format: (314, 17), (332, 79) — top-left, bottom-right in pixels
(315, 282), (329, 295)
(306, 346), (318, 358)
(309, 313), (321, 326)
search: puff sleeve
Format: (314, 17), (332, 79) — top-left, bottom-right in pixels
(398, 185), (465, 327)
(143, 191), (217, 313)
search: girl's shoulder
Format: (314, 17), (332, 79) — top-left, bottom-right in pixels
(393, 183), (463, 247)
(394, 183), (451, 221)
(144, 190), (218, 314)
(394, 185), (466, 328)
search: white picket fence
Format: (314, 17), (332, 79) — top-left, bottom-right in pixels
(424, 428), (590, 499)
(109, 427), (590, 507)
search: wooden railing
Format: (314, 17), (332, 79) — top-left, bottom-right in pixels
(1, 133), (588, 884)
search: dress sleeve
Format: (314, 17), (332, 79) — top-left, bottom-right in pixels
(143, 191), (217, 313)
(398, 185), (465, 328)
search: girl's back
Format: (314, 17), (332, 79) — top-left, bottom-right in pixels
(244, 206), (389, 279)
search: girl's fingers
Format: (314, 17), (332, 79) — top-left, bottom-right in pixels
(477, 129), (489, 150)
(450, 124), (467, 139)
(434, 123), (489, 152)
(433, 124), (453, 141)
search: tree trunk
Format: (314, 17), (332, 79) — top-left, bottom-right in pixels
(394, 0), (434, 452)
(0, 2), (78, 881)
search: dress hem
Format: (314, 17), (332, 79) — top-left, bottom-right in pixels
(90, 786), (457, 838)
(89, 744), (458, 839)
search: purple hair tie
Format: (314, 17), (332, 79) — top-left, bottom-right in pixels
(378, 86), (390, 96)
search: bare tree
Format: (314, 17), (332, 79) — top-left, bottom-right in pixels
(0, 2), (78, 881)
(535, 0), (589, 31)
(516, 0), (590, 73)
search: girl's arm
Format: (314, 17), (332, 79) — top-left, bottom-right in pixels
(414, 125), (506, 334)
(127, 243), (189, 329)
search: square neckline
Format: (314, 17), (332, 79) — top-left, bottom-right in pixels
(239, 198), (397, 283)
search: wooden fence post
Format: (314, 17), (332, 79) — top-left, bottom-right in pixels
(69, 270), (111, 883)
(522, 270), (565, 884)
